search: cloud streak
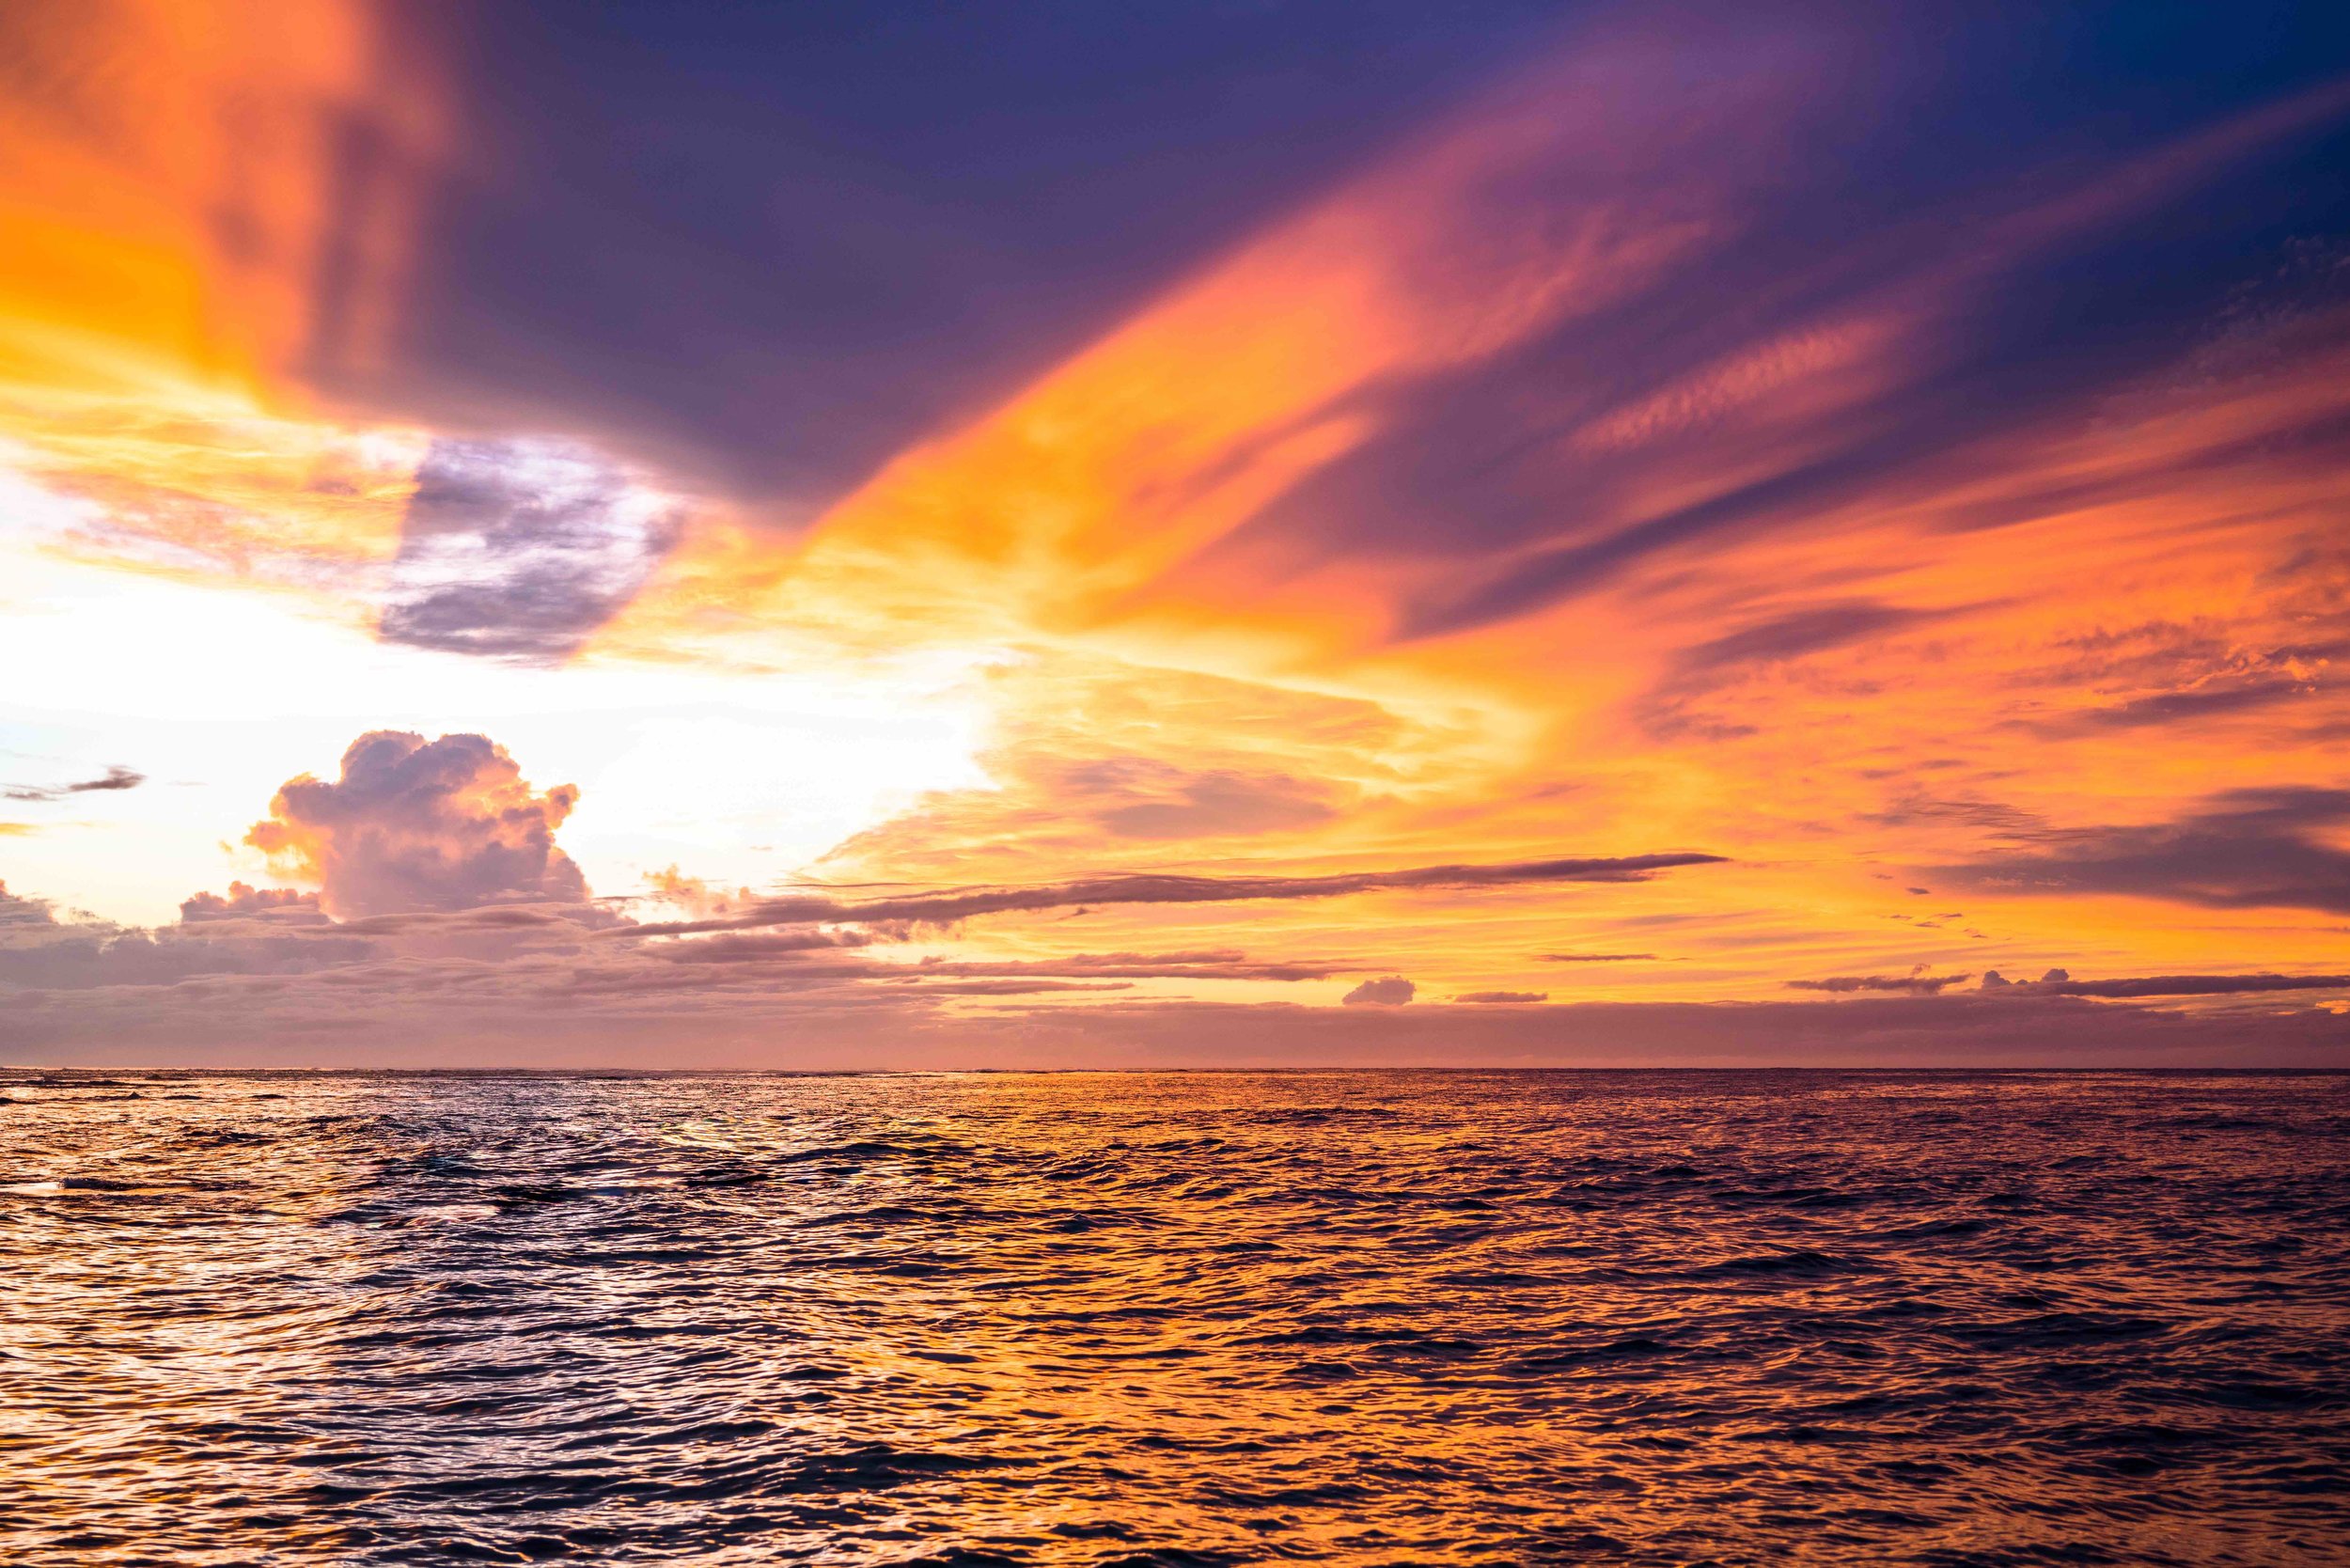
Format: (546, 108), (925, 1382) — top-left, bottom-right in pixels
(1935, 789), (2350, 916)
(1789, 973), (1974, 996)
(1985, 971), (2350, 999)
(622, 853), (1728, 937)
(4, 765), (145, 803)
(1539, 952), (1657, 964)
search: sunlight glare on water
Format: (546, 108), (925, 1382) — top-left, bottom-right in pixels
(2, 1069), (2345, 1566)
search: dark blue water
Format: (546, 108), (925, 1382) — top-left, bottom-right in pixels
(3, 1069), (2345, 1565)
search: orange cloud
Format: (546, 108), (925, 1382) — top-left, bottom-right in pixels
(0, 0), (444, 399)
(600, 13), (1830, 662)
(585, 31), (2350, 1014)
(0, 0), (447, 591)
(6, 6), (2344, 1051)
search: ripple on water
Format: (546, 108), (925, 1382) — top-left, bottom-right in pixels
(0, 1068), (2345, 1566)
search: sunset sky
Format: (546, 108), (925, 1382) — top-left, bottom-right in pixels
(4, 0), (2347, 1065)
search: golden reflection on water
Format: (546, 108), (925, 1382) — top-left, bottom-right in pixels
(2, 1068), (2345, 1566)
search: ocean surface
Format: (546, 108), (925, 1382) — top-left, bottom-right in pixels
(2, 1069), (2344, 1566)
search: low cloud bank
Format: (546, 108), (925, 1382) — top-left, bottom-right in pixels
(9, 988), (2344, 1070)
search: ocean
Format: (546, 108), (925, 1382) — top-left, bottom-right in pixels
(3, 1069), (2344, 1565)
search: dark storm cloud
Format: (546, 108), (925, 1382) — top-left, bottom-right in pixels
(378, 439), (683, 662)
(358, 1), (1567, 505)
(4, 765), (146, 802)
(1934, 787), (2350, 915)
(1788, 973), (1973, 995)
(619, 852), (1729, 938)
(354, 3), (2350, 546)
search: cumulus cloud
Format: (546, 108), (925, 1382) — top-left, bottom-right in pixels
(1981, 968), (2070, 989)
(4, 764), (145, 802)
(1343, 975), (1416, 1006)
(378, 438), (684, 662)
(623, 851), (1727, 937)
(244, 731), (589, 918)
